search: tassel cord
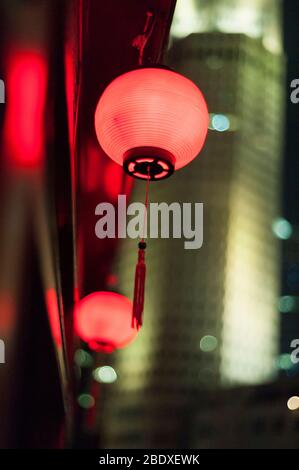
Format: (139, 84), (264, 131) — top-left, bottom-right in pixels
(132, 166), (150, 330)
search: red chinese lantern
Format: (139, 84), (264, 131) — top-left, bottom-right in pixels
(95, 67), (209, 181)
(75, 292), (137, 352)
(94, 66), (209, 329)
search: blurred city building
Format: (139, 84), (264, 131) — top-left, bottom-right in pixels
(171, 0), (282, 54)
(279, 232), (299, 372)
(101, 377), (299, 449)
(99, 0), (286, 448)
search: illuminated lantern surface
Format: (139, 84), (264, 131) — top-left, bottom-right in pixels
(95, 67), (209, 180)
(74, 292), (137, 352)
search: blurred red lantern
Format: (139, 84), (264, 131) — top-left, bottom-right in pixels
(75, 292), (137, 352)
(95, 67), (209, 181)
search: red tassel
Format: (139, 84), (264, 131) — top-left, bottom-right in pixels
(132, 241), (147, 330)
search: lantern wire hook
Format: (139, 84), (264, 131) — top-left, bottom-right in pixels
(132, 10), (156, 66)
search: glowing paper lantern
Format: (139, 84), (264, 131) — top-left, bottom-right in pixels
(74, 292), (137, 352)
(95, 67), (209, 181)
(94, 66), (209, 330)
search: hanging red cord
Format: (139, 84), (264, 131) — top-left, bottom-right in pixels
(132, 167), (150, 330)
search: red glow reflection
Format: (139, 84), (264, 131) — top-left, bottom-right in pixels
(4, 49), (48, 168)
(45, 288), (62, 347)
(106, 273), (118, 288)
(80, 142), (102, 192)
(124, 175), (134, 195)
(104, 160), (123, 201)
(0, 293), (15, 335)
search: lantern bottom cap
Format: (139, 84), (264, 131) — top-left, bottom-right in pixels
(123, 147), (175, 181)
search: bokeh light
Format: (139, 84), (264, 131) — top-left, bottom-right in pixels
(93, 366), (117, 384)
(278, 296), (296, 313)
(287, 396), (299, 411)
(200, 335), (218, 352)
(210, 114), (230, 132)
(77, 393), (95, 409)
(74, 349), (94, 368)
(277, 353), (293, 371)
(272, 218), (293, 240)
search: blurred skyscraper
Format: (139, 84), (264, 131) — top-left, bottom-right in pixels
(100, 0), (285, 448)
(171, 0), (282, 54)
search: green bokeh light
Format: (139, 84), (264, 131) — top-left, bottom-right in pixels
(277, 353), (293, 370)
(93, 366), (117, 384)
(200, 335), (218, 352)
(74, 349), (94, 368)
(278, 296), (296, 313)
(77, 393), (95, 409)
(272, 218), (293, 240)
